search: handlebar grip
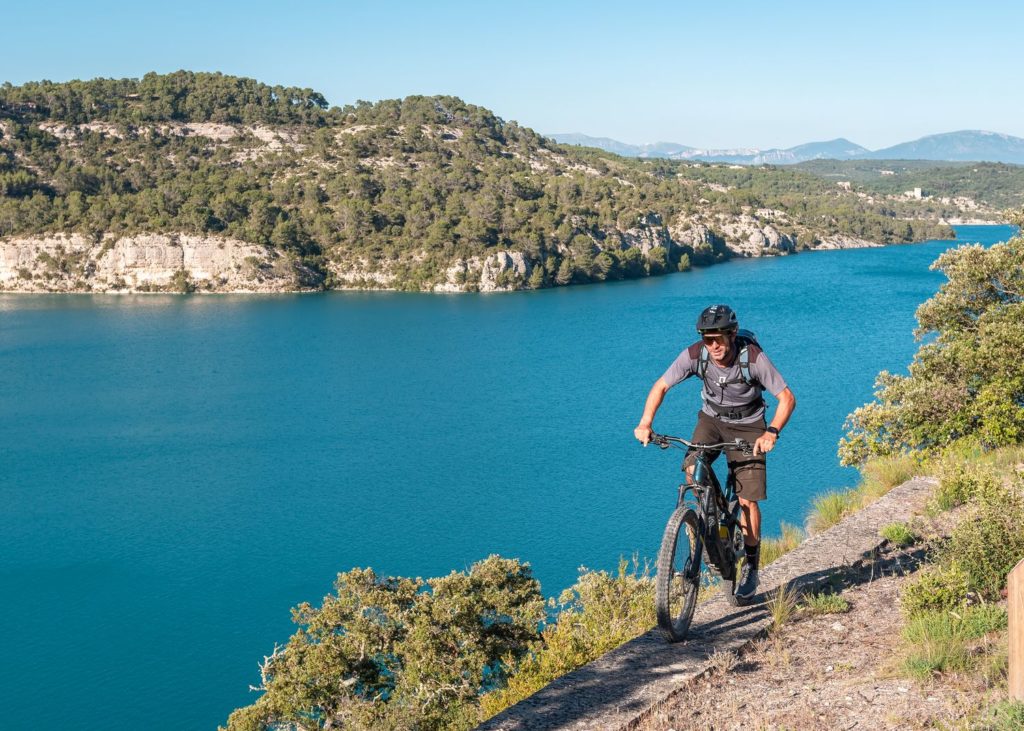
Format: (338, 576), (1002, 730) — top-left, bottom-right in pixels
(646, 433), (667, 449)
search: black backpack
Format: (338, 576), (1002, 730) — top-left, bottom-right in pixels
(696, 329), (761, 389)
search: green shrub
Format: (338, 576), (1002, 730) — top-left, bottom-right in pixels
(880, 522), (918, 547)
(171, 269), (195, 294)
(972, 701), (1024, 731)
(930, 460), (998, 511)
(222, 555), (545, 731)
(901, 604), (1007, 679)
(479, 559), (654, 719)
(901, 561), (971, 616)
(944, 474), (1024, 600)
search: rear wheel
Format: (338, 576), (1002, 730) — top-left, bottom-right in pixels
(656, 507), (702, 642)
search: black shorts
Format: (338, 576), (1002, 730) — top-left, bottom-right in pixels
(682, 410), (767, 501)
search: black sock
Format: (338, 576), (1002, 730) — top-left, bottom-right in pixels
(745, 543), (760, 571)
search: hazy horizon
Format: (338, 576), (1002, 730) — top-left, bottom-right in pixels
(4, 0), (1020, 150)
(546, 129), (1021, 152)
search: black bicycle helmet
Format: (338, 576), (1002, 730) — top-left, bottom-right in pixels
(696, 304), (738, 333)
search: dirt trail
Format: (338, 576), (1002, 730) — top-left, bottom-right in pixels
(637, 510), (1005, 731)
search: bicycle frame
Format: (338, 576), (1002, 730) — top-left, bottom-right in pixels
(678, 450), (742, 578)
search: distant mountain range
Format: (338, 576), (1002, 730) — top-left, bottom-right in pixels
(549, 130), (1024, 165)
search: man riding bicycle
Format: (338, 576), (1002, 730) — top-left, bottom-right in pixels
(634, 304), (796, 600)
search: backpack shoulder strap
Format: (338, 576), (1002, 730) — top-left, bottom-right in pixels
(739, 340), (767, 388)
(738, 343), (753, 386)
(697, 344), (710, 383)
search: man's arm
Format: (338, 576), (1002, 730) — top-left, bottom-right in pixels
(634, 377), (671, 445)
(753, 387), (796, 456)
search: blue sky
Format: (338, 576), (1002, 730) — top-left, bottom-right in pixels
(3, 0), (1018, 149)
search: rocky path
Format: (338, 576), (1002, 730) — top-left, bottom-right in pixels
(637, 534), (993, 731)
(474, 477), (939, 731)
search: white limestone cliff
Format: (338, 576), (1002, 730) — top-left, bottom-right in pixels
(0, 233), (320, 292)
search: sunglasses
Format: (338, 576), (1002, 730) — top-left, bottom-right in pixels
(702, 333), (731, 345)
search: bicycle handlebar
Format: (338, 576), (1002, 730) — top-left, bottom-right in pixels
(648, 432), (754, 455)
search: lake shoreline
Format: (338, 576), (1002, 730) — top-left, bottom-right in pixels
(2, 225), (1007, 296)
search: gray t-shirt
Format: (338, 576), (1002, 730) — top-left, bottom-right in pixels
(661, 340), (788, 424)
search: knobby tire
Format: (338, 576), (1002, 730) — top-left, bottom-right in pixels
(656, 507), (701, 642)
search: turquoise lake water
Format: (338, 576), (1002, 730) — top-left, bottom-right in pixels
(0, 224), (1015, 730)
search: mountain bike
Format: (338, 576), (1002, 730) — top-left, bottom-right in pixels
(648, 433), (754, 642)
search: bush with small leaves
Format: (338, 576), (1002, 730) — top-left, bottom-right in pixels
(900, 561), (971, 616)
(944, 474), (1024, 601)
(479, 559), (654, 720)
(930, 459), (1000, 512)
(223, 555), (545, 731)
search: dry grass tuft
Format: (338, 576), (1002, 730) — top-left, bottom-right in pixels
(705, 648), (738, 675)
(766, 580), (799, 633)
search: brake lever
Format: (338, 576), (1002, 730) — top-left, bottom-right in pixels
(648, 434), (670, 450)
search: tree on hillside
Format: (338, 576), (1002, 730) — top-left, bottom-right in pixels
(839, 217), (1024, 465)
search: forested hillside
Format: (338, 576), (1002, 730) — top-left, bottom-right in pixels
(796, 159), (1024, 210)
(0, 71), (957, 292)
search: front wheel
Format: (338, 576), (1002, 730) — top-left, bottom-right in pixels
(656, 507), (702, 642)
(722, 520), (748, 607)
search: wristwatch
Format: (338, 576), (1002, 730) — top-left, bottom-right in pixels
(766, 426), (780, 437)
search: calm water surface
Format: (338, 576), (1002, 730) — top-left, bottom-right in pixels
(0, 225), (1014, 730)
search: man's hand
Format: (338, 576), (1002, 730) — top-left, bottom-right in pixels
(753, 431), (777, 456)
(634, 424), (653, 446)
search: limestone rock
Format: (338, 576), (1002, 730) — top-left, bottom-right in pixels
(0, 233), (320, 292)
(426, 250), (534, 293)
(479, 250), (532, 292)
(621, 213), (674, 256)
(815, 235), (883, 250)
(669, 222), (718, 250)
(433, 258), (479, 293)
(716, 215), (797, 256)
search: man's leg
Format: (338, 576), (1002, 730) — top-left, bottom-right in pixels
(735, 495), (762, 599)
(739, 497), (761, 546)
(726, 421), (767, 599)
